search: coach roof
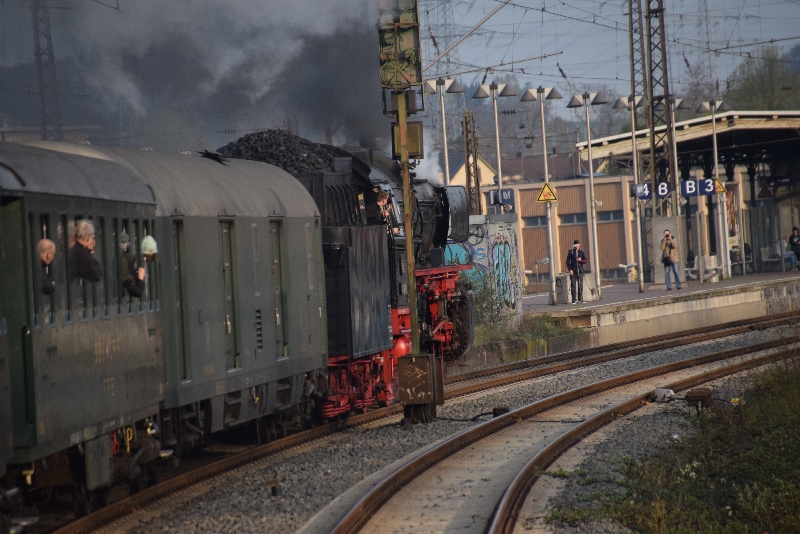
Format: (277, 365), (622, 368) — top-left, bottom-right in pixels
(0, 142), (155, 204)
(1, 142), (319, 219)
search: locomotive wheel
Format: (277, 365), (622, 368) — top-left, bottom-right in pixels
(72, 487), (89, 518)
(72, 486), (109, 517)
(128, 476), (145, 495)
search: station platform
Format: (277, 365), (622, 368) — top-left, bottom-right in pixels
(522, 271), (800, 345)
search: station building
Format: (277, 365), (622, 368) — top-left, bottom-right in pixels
(449, 111), (800, 288)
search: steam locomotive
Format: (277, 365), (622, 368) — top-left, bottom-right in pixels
(0, 138), (472, 523)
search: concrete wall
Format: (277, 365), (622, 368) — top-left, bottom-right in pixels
(447, 278), (800, 375)
(582, 279), (800, 344)
(445, 213), (524, 324)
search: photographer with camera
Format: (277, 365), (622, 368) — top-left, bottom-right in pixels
(566, 239), (587, 304)
(660, 229), (682, 290)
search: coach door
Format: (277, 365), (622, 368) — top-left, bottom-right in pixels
(172, 221), (189, 380)
(220, 222), (239, 369)
(269, 221), (287, 359)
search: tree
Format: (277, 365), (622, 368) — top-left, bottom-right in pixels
(725, 46), (800, 111)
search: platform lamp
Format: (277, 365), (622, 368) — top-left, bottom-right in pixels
(612, 95), (649, 293)
(474, 82), (518, 208)
(568, 92), (608, 299)
(521, 86), (563, 304)
(695, 100), (732, 279)
(423, 78), (465, 186)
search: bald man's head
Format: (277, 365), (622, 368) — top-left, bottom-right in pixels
(38, 239), (56, 265)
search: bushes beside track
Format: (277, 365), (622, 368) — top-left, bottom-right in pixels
(550, 357), (800, 533)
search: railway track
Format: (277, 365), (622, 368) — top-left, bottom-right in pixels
(52, 312), (800, 534)
(332, 339), (799, 534)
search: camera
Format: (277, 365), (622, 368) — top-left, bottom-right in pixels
(573, 245), (577, 250)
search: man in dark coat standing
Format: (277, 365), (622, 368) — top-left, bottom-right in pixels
(566, 239), (588, 303)
(72, 220), (102, 283)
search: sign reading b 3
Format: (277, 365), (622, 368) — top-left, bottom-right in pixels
(681, 178), (715, 197)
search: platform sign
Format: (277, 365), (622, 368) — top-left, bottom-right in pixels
(630, 183), (652, 200)
(681, 179), (715, 197)
(489, 188), (515, 208)
(656, 182), (671, 198)
(680, 180), (698, 197)
(536, 183), (557, 202)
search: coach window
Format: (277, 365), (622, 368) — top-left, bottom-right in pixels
(133, 219), (143, 313)
(96, 217), (108, 317)
(151, 219), (159, 310)
(143, 219), (158, 311)
(121, 219), (131, 313)
(40, 214), (55, 325)
(114, 218), (123, 315)
(28, 212), (40, 327)
(71, 215), (90, 321)
(60, 214), (73, 322)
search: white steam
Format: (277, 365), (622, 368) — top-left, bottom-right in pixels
(414, 128), (444, 186)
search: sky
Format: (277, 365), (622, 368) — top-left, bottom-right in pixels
(0, 0), (798, 151)
(425, 0), (800, 101)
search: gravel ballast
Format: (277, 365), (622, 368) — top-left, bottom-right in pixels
(124, 326), (793, 534)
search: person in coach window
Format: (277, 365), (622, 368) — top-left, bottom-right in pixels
(72, 219), (102, 283)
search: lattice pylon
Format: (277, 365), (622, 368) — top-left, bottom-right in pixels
(645, 0), (677, 214)
(30, 0), (63, 141)
(420, 0), (465, 151)
(628, 0), (648, 131)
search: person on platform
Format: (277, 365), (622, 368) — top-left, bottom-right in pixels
(660, 229), (682, 290)
(566, 239), (587, 304)
(774, 236), (798, 270)
(72, 220), (102, 283)
(120, 232), (145, 298)
(789, 228), (800, 269)
(37, 238), (56, 295)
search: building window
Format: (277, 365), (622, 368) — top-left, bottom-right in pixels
(598, 210), (624, 222)
(522, 216), (547, 227)
(559, 213), (587, 225)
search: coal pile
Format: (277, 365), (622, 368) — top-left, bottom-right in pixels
(217, 129), (336, 175)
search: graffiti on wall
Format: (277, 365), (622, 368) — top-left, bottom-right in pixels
(445, 221), (521, 315)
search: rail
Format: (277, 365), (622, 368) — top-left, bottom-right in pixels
(329, 337), (799, 534)
(54, 311), (800, 534)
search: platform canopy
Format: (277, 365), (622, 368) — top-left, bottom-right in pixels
(576, 111), (800, 189)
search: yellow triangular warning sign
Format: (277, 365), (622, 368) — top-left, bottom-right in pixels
(714, 179), (726, 194)
(757, 186), (773, 199)
(537, 183), (558, 202)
